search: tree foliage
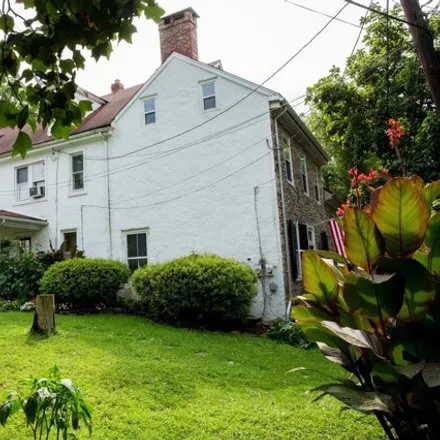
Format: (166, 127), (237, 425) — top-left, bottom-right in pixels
(306, 3), (440, 198)
(0, 0), (164, 157)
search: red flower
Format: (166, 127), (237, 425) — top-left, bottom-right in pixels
(385, 119), (404, 148)
(336, 200), (352, 217)
(348, 168), (360, 188)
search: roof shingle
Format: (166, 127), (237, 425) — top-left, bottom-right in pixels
(0, 83), (143, 156)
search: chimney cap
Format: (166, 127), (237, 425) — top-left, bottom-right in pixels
(111, 79), (124, 93)
(161, 7), (200, 24)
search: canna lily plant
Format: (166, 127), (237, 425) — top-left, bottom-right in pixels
(293, 121), (440, 440)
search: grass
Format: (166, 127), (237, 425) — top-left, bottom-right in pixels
(0, 313), (385, 439)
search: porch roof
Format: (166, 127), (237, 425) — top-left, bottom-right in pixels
(0, 210), (47, 230)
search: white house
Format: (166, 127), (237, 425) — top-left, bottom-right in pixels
(0, 7), (331, 321)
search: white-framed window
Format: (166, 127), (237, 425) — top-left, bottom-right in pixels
(307, 225), (315, 250)
(144, 98), (156, 125)
(15, 161), (45, 202)
(315, 165), (321, 203)
(126, 231), (148, 271)
(202, 82), (216, 110)
(283, 138), (294, 184)
(71, 152), (84, 191)
(300, 154), (309, 195)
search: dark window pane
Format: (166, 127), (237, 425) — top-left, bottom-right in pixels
(73, 172), (84, 190)
(138, 234), (147, 257)
(144, 99), (155, 113)
(204, 96), (216, 110)
(315, 185), (320, 200)
(127, 234), (138, 258)
(128, 259), (139, 271)
(202, 83), (215, 97)
(64, 232), (77, 253)
(145, 112), (156, 125)
(138, 258), (148, 268)
(286, 160), (293, 182)
(17, 167), (28, 184)
(72, 154), (84, 173)
(302, 175), (308, 192)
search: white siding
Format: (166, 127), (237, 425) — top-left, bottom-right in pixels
(0, 56), (286, 321)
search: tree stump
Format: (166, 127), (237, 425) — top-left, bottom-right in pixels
(31, 295), (56, 334)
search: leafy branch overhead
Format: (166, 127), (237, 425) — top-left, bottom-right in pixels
(0, 0), (165, 157)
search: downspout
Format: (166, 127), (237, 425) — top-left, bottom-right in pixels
(0, 219), (5, 253)
(51, 149), (60, 248)
(274, 111), (293, 307)
(102, 132), (113, 259)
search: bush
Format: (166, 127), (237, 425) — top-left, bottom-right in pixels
(131, 253), (258, 328)
(0, 299), (22, 312)
(0, 252), (44, 301)
(40, 258), (131, 309)
(266, 319), (315, 349)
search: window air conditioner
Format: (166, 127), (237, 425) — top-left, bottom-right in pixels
(29, 185), (45, 198)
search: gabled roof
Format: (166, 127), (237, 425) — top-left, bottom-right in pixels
(0, 83), (142, 156)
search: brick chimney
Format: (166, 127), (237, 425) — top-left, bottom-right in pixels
(159, 7), (199, 63)
(111, 79), (124, 94)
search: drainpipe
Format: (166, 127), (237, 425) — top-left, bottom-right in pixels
(102, 132), (113, 259)
(0, 219), (5, 252)
(51, 149), (59, 248)
(274, 111), (293, 307)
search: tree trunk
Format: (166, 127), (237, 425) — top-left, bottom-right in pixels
(31, 295), (56, 334)
(400, 0), (440, 116)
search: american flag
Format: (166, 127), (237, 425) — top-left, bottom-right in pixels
(328, 218), (347, 258)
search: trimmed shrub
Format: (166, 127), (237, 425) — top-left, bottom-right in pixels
(131, 253), (258, 328)
(40, 258), (131, 309)
(0, 252), (44, 301)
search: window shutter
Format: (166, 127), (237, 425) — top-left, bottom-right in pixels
(298, 224), (308, 250)
(287, 220), (298, 281)
(320, 231), (329, 251)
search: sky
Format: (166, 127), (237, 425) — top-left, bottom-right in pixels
(76, 0), (391, 110)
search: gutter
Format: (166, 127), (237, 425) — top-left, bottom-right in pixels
(0, 215), (47, 226)
(0, 127), (112, 162)
(274, 110), (293, 301)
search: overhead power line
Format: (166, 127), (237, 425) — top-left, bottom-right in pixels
(284, 0), (361, 28)
(90, 2), (350, 162)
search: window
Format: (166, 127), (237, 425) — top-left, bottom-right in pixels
(15, 161), (45, 201)
(307, 226), (315, 250)
(300, 154), (309, 195)
(202, 82), (216, 110)
(315, 166), (321, 203)
(63, 231), (77, 255)
(283, 138), (294, 184)
(71, 153), (84, 191)
(126, 232), (148, 271)
(287, 220), (301, 281)
(144, 99), (156, 125)
(19, 237), (31, 252)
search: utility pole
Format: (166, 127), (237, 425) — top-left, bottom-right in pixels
(400, 0), (440, 116)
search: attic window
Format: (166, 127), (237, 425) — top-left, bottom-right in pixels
(144, 98), (156, 125)
(202, 82), (216, 110)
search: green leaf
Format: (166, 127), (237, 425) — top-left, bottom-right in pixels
(423, 180), (440, 210)
(0, 100), (17, 129)
(51, 121), (74, 140)
(302, 251), (339, 307)
(379, 258), (435, 322)
(21, 69), (34, 82)
(321, 321), (384, 356)
(0, 15), (14, 32)
(78, 100), (93, 118)
(343, 272), (403, 320)
(315, 250), (347, 265)
(371, 177), (429, 256)
(422, 363), (440, 388)
(60, 59), (75, 74)
(372, 362), (401, 384)
(145, 5), (166, 23)
(23, 0), (35, 8)
(12, 131), (32, 158)
(16, 106), (29, 130)
(292, 305), (341, 348)
(119, 21), (137, 43)
(343, 209), (384, 272)
(23, 394), (38, 424)
(310, 383), (391, 414)
(316, 342), (355, 372)
(423, 213), (440, 276)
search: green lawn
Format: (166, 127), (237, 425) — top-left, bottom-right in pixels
(0, 313), (384, 439)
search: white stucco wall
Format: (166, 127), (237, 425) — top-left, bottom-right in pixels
(0, 56), (286, 321)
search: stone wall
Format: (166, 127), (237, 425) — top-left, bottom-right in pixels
(273, 117), (332, 297)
